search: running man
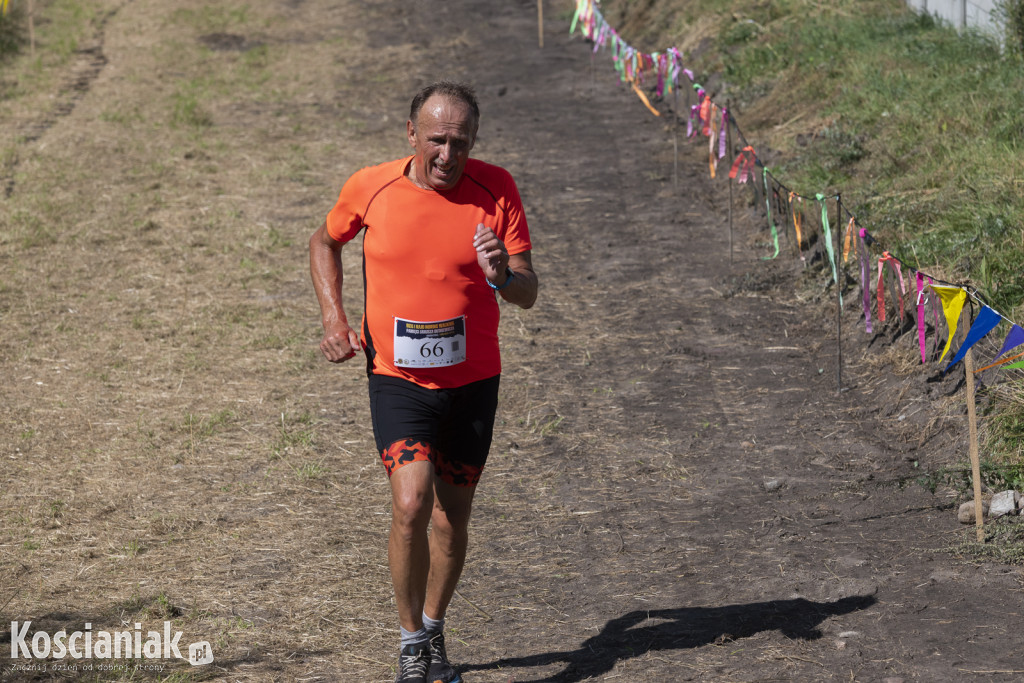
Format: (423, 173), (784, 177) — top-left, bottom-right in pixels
(309, 80), (538, 683)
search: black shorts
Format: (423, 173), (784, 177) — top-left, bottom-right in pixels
(368, 374), (500, 487)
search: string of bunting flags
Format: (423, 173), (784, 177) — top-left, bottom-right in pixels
(568, 0), (1024, 382)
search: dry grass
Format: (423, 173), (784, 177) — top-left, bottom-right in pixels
(1, 1), (698, 679)
(0, 0), (421, 679)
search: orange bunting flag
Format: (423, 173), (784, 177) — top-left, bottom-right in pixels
(930, 285), (967, 363)
(729, 146), (756, 183)
(975, 349), (1024, 374)
(842, 217), (857, 264)
(629, 78), (661, 117)
(876, 252), (907, 323)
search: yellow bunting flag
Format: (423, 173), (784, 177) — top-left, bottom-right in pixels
(789, 192), (805, 263)
(930, 285), (967, 363)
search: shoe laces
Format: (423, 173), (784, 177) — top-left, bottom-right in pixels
(398, 646), (429, 681)
(429, 632), (449, 663)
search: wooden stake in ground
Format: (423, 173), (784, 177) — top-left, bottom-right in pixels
(834, 195), (843, 394)
(672, 86), (679, 192)
(965, 347), (985, 543)
(537, 0), (544, 48)
(726, 100), (733, 265)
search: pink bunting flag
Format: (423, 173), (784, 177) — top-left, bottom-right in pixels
(719, 108), (728, 159)
(876, 254), (888, 323)
(889, 258), (906, 321)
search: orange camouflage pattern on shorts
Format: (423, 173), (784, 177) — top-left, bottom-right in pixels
(380, 438), (482, 487)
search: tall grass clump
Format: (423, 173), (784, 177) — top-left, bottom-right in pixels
(996, 0), (1024, 56)
(0, 0), (24, 59)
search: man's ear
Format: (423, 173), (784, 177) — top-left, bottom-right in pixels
(406, 119), (417, 148)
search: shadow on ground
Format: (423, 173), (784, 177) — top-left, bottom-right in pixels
(464, 595), (877, 683)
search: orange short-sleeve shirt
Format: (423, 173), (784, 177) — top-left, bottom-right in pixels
(326, 156), (532, 390)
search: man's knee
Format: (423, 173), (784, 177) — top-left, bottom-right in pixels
(431, 504), (471, 538)
(432, 483), (475, 536)
(390, 463), (434, 534)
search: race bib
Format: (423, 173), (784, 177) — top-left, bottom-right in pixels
(393, 316), (467, 368)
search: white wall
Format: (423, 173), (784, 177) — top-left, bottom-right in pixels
(908, 0), (1001, 34)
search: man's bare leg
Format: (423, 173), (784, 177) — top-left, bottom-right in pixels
(424, 478), (476, 621)
(388, 460), (435, 632)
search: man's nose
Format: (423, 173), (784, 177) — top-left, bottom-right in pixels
(438, 142), (451, 162)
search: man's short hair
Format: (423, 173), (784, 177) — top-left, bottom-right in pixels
(409, 80), (480, 127)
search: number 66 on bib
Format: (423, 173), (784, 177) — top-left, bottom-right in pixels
(393, 316), (467, 368)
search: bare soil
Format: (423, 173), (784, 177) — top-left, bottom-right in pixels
(2, 0), (1023, 681)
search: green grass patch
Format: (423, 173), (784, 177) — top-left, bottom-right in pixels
(182, 409), (236, 440)
(951, 520), (1024, 565)
(169, 5), (251, 33)
(293, 460), (326, 481)
(171, 80), (214, 129)
(917, 459), (1024, 496)
(270, 411), (316, 460)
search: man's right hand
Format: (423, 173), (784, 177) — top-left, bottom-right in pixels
(320, 321), (362, 363)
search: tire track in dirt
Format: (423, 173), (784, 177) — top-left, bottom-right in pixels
(1, 1), (129, 198)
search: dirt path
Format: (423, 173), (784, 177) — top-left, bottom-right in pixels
(2, 0), (1023, 681)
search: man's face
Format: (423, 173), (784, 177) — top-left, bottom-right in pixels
(406, 94), (477, 191)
